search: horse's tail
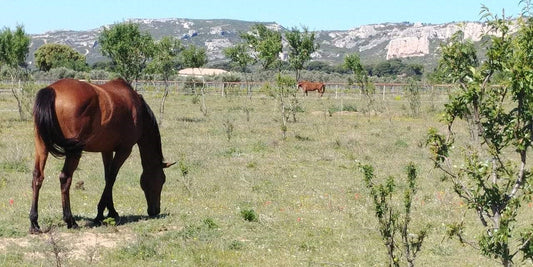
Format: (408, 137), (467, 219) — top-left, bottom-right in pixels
(33, 87), (83, 158)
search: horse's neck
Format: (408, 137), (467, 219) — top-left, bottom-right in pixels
(138, 128), (163, 169)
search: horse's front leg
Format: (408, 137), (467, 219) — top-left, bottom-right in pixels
(59, 153), (81, 229)
(95, 149), (132, 224)
(95, 152), (113, 223)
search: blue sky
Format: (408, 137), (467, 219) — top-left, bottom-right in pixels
(0, 0), (524, 34)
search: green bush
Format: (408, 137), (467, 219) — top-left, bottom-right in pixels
(240, 209), (258, 222)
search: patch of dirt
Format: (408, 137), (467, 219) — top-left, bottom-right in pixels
(0, 230), (136, 261)
(62, 231), (136, 260)
(310, 111), (327, 116)
(334, 111), (358, 116)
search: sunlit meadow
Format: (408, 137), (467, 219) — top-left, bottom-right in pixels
(0, 82), (519, 266)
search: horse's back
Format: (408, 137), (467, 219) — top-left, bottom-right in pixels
(299, 81), (324, 90)
(47, 78), (142, 152)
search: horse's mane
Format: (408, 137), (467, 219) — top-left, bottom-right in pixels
(139, 95), (164, 163)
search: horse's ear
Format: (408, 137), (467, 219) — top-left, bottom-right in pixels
(162, 161), (176, 168)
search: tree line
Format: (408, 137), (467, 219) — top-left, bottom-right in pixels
(1, 22), (424, 86)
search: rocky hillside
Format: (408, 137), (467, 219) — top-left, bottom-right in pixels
(28, 18), (492, 69)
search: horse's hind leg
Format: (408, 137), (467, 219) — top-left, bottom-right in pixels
(59, 153), (81, 229)
(30, 135), (48, 234)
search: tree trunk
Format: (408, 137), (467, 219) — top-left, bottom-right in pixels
(10, 73), (25, 121)
(200, 85), (208, 117)
(159, 79), (169, 126)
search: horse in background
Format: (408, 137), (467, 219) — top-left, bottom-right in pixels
(30, 78), (175, 234)
(298, 81), (326, 97)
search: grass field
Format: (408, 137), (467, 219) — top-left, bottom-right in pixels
(0, 84), (523, 266)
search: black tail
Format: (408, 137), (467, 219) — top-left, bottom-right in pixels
(33, 87), (83, 158)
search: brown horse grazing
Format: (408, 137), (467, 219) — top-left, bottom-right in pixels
(30, 78), (175, 234)
(298, 81), (326, 97)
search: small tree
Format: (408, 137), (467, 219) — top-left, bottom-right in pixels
(241, 24), (282, 70)
(238, 24), (283, 121)
(405, 79), (421, 117)
(181, 45), (208, 116)
(284, 26), (319, 81)
(98, 22), (154, 84)
(343, 53), (376, 114)
(360, 163), (429, 267)
(224, 43), (255, 121)
(34, 43), (87, 71)
(427, 5), (533, 266)
(223, 43), (255, 97)
(266, 75), (296, 139)
(0, 25), (30, 120)
(147, 36), (182, 123)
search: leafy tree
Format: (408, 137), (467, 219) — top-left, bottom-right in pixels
(426, 5), (533, 266)
(34, 43), (87, 71)
(147, 36), (182, 123)
(181, 44), (207, 69)
(0, 26), (29, 69)
(223, 43), (254, 73)
(0, 25), (30, 120)
(433, 30), (479, 84)
(240, 24), (282, 70)
(344, 53), (366, 85)
(284, 26), (319, 81)
(98, 22), (154, 84)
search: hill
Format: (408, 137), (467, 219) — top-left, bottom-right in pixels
(28, 18), (491, 70)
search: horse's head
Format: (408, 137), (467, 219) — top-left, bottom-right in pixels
(140, 161), (175, 216)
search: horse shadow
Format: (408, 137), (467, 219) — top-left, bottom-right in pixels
(75, 213), (169, 229)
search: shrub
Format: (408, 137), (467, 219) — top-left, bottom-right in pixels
(240, 209), (258, 222)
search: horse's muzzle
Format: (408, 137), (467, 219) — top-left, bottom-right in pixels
(147, 205), (160, 217)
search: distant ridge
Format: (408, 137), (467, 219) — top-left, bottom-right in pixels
(28, 18), (492, 69)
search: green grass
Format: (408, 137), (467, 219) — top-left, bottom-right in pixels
(0, 87), (516, 266)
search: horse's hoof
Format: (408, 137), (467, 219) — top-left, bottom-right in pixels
(93, 216), (104, 226)
(29, 226), (42, 234)
(67, 222), (79, 229)
(29, 221), (42, 234)
(114, 214), (121, 224)
(107, 211), (119, 219)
